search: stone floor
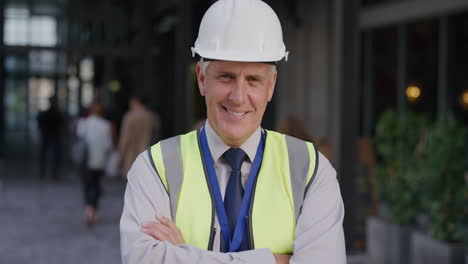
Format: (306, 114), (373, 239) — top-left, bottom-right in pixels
(0, 175), (370, 264)
(0, 179), (125, 264)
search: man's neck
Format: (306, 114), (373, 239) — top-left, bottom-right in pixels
(204, 121), (261, 162)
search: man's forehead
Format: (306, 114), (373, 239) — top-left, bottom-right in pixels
(209, 60), (271, 73)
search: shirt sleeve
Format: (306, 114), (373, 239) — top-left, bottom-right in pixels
(290, 152), (346, 264)
(120, 152), (276, 264)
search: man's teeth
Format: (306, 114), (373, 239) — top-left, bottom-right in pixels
(227, 110), (245, 116)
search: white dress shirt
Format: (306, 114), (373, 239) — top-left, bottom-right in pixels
(120, 122), (346, 263)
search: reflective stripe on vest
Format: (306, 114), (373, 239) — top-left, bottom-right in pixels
(148, 129), (318, 253)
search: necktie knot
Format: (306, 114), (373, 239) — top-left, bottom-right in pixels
(224, 148), (247, 171)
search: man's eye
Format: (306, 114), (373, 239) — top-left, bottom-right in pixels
(218, 75), (234, 81)
(247, 77), (263, 87)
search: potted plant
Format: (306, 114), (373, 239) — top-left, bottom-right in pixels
(367, 110), (429, 264)
(411, 113), (467, 264)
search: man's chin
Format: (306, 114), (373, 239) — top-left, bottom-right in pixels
(219, 128), (255, 146)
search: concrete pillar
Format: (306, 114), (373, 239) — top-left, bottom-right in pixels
(0, 0), (4, 157)
(362, 32), (374, 137)
(305, 0), (330, 139)
(330, 0), (360, 249)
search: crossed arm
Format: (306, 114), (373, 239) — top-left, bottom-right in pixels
(120, 152), (346, 264)
(141, 215), (291, 264)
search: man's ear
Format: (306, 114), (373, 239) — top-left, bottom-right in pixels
(196, 62), (206, 96)
(267, 71), (277, 102)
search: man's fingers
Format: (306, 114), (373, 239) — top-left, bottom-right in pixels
(157, 216), (178, 230)
(142, 226), (161, 239)
(142, 216), (185, 245)
(155, 215), (185, 245)
(142, 227), (168, 241)
(142, 222), (171, 239)
(156, 216), (172, 226)
(154, 217), (178, 242)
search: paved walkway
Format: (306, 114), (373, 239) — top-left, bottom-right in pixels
(0, 177), (370, 264)
(0, 179), (125, 264)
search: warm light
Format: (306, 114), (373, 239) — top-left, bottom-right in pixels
(406, 85), (421, 102)
(460, 90), (468, 110)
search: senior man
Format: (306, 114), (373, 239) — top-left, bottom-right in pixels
(120, 0), (346, 263)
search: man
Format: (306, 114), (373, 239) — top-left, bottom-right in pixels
(37, 96), (64, 180)
(120, 0), (346, 263)
(118, 96), (160, 178)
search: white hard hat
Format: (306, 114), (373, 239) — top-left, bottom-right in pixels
(191, 0), (289, 62)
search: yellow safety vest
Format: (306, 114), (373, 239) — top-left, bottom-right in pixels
(148, 129), (317, 254)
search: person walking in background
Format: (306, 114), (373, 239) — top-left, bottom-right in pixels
(77, 103), (112, 226)
(118, 96), (160, 179)
(275, 115), (313, 142)
(37, 96), (65, 181)
(276, 115), (333, 160)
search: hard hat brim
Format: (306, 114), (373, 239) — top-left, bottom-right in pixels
(193, 47), (288, 62)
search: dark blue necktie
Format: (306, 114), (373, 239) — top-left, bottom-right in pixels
(221, 148), (248, 252)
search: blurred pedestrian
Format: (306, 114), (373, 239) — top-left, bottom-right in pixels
(192, 118), (206, 130)
(37, 96), (65, 181)
(276, 116), (333, 159)
(275, 115), (313, 142)
(118, 96), (160, 179)
(77, 103), (112, 226)
(70, 107), (90, 168)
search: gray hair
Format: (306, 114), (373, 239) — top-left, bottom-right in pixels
(199, 58), (277, 78)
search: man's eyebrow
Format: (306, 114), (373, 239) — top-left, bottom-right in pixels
(245, 74), (264, 81)
(216, 71), (236, 76)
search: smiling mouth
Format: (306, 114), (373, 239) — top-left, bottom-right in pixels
(223, 107), (247, 116)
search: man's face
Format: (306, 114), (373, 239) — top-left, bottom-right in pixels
(196, 60), (277, 147)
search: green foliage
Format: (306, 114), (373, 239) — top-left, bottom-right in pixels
(421, 113), (467, 243)
(375, 110), (430, 225)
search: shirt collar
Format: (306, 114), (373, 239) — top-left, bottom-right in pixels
(204, 121), (261, 163)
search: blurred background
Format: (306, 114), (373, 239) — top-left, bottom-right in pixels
(0, 0), (466, 263)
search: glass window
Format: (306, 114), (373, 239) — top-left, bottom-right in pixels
(372, 26), (398, 123)
(67, 76), (80, 116)
(4, 7), (29, 45)
(451, 12), (468, 125)
(407, 20), (438, 117)
(79, 57), (94, 82)
(81, 83), (94, 107)
(4, 77), (29, 156)
(30, 16), (57, 46)
(3, 6), (57, 47)
(4, 55), (28, 73)
(29, 50), (56, 74)
(57, 79), (68, 110)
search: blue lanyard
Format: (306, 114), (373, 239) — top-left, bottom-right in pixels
(199, 127), (265, 252)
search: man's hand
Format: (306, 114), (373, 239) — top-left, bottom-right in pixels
(273, 254), (291, 264)
(142, 217), (291, 262)
(141, 216), (185, 245)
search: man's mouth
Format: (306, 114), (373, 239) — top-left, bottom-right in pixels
(223, 107), (247, 116)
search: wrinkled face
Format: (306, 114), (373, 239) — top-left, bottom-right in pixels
(196, 60), (277, 147)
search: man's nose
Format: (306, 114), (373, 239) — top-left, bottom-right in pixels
(229, 80), (247, 105)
